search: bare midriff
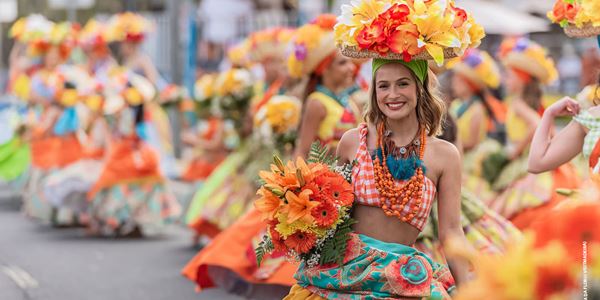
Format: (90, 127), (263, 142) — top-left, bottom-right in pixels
(352, 204), (421, 246)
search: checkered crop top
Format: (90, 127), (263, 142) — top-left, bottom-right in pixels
(351, 123), (436, 232)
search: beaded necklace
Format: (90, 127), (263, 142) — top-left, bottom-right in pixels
(372, 122), (426, 222)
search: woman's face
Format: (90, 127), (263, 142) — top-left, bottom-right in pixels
(322, 51), (355, 88)
(44, 46), (62, 69)
(262, 56), (284, 83)
(505, 68), (524, 95)
(451, 73), (472, 100)
(375, 63), (418, 121)
(120, 41), (137, 57)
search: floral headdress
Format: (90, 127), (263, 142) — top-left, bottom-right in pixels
(497, 37), (558, 85)
(12, 15), (78, 58)
(547, 0), (600, 38)
(79, 19), (109, 52)
(9, 14), (50, 42)
(334, 0), (485, 65)
(106, 12), (153, 43)
(227, 39), (251, 68)
(248, 27), (295, 62)
(447, 49), (500, 90)
(287, 14), (338, 79)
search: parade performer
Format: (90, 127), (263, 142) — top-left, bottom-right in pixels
(22, 21), (84, 223)
(488, 37), (580, 229)
(447, 49), (504, 203)
(106, 12), (177, 178)
(281, 1), (485, 298)
(85, 69), (180, 237)
(42, 19), (114, 223)
(182, 16), (363, 297)
(529, 1), (600, 180)
(183, 28), (295, 245)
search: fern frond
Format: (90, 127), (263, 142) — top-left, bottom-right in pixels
(319, 218), (357, 265)
(255, 235), (274, 266)
(307, 142), (338, 165)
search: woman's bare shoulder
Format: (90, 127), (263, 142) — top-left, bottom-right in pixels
(337, 127), (362, 164)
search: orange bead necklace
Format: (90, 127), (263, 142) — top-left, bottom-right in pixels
(372, 122), (426, 223)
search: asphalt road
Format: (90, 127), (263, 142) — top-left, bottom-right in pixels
(0, 190), (244, 300)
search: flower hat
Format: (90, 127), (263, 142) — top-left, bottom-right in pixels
(248, 27), (296, 63)
(106, 12), (154, 43)
(447, 49), (501, 90)
(26, 21), (79, 58)
(287, 14), (338, 79)
(498, 37), (558, 85)
(227, 39), (252, 68)
(79, 19), (109, 51)
(334, 0), (485, 65)
(547, 0), (600, 38)
(9, 14), (51, 42)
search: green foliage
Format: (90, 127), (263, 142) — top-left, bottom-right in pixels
(255, 236), (274, 267)
(319, 218), (357, 266)
(307, 142), (337, 165)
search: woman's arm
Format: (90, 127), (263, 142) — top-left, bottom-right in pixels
(528, 98), (585, 173)
(293, 98), (326, 159)
(335, 128), (360, 166)
(509, 99), (541, 160)
(435, 141), (471, 286)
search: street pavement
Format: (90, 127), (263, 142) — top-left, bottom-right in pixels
(0, 190), (244, 300)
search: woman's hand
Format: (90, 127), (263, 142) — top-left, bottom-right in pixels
(546, 97), (580, 118)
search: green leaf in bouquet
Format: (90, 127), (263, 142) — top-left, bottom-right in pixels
(255, 235), (275, 267)
(319, 217), (357, 266)
(308, 142), (337, 165)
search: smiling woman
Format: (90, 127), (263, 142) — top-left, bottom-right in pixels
(283, 0), (485, 299)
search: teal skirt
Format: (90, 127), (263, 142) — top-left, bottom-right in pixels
(294, 233), (455, 299)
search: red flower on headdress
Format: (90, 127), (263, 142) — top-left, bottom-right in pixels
(387, 23), (421, 62)
(551, 0), (579, 23)
(356, 19), (386, 50)
(451, 7), (467, 28)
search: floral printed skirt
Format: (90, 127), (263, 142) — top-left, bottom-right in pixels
(286, 233), (455, 300)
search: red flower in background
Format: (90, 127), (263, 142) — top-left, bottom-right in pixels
(535, 262), (577, 300)
(312, 14), (337, 30)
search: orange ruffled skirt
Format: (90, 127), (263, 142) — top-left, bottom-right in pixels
(182, 208), (298, 290)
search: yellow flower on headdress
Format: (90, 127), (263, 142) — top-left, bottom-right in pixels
(579, 0), (600, 26)
(194, 74), (216, 101)
(412, 0), (461, 65)
(334, 0), (388, 45)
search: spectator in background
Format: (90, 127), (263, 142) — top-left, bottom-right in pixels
(581, 39), (600, 88)
(557, 43), (581, 95)
(196, 41), (223, 77)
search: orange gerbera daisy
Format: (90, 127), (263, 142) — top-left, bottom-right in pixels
(284, 189), (319, 224)
(323, 175), (354, 206)
(311, 200), (338, 227)
(284, 231), (317, 254)
(255, 187), (282, 220)
(535, 262), (577, 300)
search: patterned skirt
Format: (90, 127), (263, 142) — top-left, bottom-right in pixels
(87, 180), (181, 236)
(286, 233), (455, 300)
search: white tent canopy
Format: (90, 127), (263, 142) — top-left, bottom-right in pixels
(456, 0), (550, 34)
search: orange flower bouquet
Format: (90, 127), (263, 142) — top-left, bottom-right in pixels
(254, 143), (355, 267)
